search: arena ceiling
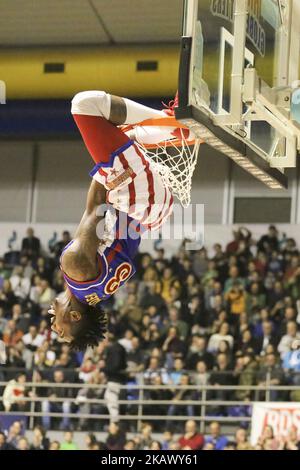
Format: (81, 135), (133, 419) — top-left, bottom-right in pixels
(0, 0), (184, 47)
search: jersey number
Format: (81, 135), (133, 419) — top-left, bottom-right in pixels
(104, 262), (132, 295)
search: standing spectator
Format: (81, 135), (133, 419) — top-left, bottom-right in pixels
(205, 421), (228, 450)
(51, 231), (72, 263)
(257, 225), (279, 254)
(102, 335), (127, 423)
(178, 420), (204, 450)
(21, 227), (40, 260)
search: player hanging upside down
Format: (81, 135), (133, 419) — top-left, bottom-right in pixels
(48, 90), (189, 350)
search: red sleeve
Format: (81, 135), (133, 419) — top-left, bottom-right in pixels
(73, 114), (130, 164)
(191, 434), (204, 450)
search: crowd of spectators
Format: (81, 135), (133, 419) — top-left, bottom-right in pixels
(1, 420), (300, 451)
(1, 225), (300, 434)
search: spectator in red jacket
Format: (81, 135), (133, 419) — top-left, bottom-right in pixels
(178, 420), (204, 450)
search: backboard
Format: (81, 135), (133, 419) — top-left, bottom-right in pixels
(176, 0), (300, 189)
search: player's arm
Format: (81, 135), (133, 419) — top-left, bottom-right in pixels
(61, 180), (107, 280)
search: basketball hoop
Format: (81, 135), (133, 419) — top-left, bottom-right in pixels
(122, 116), (202, 208)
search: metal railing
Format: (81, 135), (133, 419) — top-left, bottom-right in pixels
(1, 377), (299, 433)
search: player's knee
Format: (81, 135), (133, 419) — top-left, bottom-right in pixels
(71, 90), (110, 118)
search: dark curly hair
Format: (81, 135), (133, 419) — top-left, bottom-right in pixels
(69, 305), (107, 351)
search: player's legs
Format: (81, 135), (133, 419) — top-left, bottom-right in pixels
(71, 90), (167, 165)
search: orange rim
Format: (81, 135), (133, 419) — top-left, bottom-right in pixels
(120, 116), (203, 149)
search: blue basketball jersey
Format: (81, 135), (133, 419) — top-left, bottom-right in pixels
(61, 214), (141, 307)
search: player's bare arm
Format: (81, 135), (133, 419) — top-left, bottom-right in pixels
(61, 179), (107, 282)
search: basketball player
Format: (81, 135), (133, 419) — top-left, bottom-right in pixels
(49, 90), (188, 350)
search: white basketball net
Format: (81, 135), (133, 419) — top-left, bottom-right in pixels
(136, 131), (201, 208)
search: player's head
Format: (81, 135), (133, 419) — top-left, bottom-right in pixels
(48, 291), (107, 351)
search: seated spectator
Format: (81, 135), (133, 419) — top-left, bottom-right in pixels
(256, 425), (280, 450)
(41, 370), (73, 430)
(178, 420), (204, 450)
(139, 423), (153, 450)
(235, 351), (258, 401)
(49, 441), (61, 450)
(150, 440), (162, 450)
(18, 437), (30, 450)
(139, 281), (166, 312)
(224, 266), (245, 293)
(282, 340), (300, 385)
(234, 427), (252, 450)
(30, 425), (50, 450)
(22, 325), (45, 352)
(246, 282), (266, 314)
(6, 421), (24, 448)
(278, 426), (300, 450)
(256, 320), (279, 355)
(236, 329), (259, 355)
(0, 431), (15, 450)
(162, 326), (186, 359)
(3, 372), (27, 412)
(167, 374), (194, 420)
(193, 360), (210, 387)
(2, 319), (23, 346)
(207, 322), (234, 353)
(10, 266), (30, 299)
(257, 352), (285, 401)
(105, 422), (126, 451)
(164, 306), (189, 340)
(78, 358), (96, 383)
(278, 320), (300, 358)
(76, 371), (106, 431)
(161, 430), (174, 450)
(60, 431), (78, 450)
(208, 353), (234, 411)
(118, 329), (134, 353)
(225, 283), (247, 317)
(0, 280), (18, 313)
(186, 336), (214, 370)
(168, 358), (186, 385)
(126, 336), (145, 375)
(205, 421), (228, 450)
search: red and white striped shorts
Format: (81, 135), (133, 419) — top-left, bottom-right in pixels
(73, 113), (173, 231)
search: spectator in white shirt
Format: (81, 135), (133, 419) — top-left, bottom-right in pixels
(278, 321), (300, 358)
(22, 326), (45, 352)
(207, 322), (234, 353)
(10, 266), (30, 299)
